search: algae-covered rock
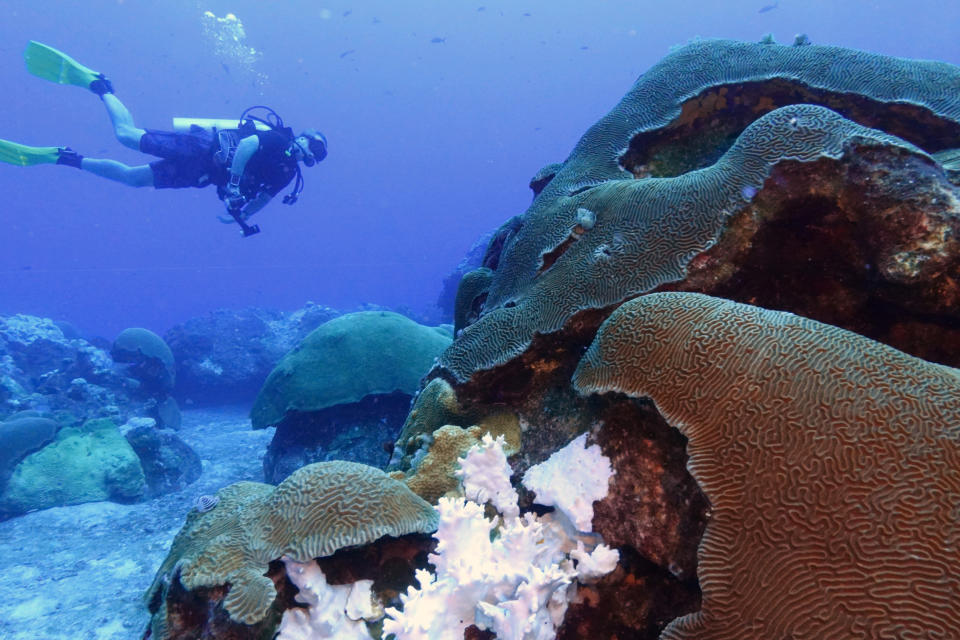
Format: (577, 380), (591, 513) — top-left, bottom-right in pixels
(251, 311), (452, 430)
(0, 418), (145, 515)
(0, 416), (60, 493)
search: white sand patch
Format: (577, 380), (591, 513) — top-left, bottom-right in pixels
(9, 595), (58, 621)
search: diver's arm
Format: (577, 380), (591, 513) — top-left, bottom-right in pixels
(228, 135), (260, 185)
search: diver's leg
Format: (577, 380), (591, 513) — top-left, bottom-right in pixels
(78, 159), (154, 187)
(101, 94), (146, 151)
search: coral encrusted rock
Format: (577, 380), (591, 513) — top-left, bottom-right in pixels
(573, 292), (960, 639)
(441, 38), (960, 383)
(145, 460), (439, 637)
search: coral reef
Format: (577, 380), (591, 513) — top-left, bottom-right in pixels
(251, 312), (451, 428)
(123, 419), (202, 498)
(0, 416), (60, 494)
(0, 314), (128, 421)
(409, 38), (960, 638)
(131, 38), (960, 639)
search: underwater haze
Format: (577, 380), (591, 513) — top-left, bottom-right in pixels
(1, 2), (960, 639)
(0, 0), (958, 337)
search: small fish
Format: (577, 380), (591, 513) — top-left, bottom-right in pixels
(342, 9), (352, 17)
(758, 1), (778, 12)
(221, 62), (230, 74)
(430, 37), (446, 44)
(580, 45), (589, 50)
(523, 12), (531, 16)
(477, 6), (486, 11)
(339, 49), (356, 59)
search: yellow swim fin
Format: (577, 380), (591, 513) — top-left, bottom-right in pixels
(0, 138), (62, 166)
(23, 40), (107, 92)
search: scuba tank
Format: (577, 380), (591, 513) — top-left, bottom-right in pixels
(171, 117), (271, 133)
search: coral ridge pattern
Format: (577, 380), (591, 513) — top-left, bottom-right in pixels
(146, 460), (438, 626)
(573, 292), (960, 638)
(440, 38), (960, 381)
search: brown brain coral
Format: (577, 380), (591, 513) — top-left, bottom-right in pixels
(146, 461), (439, 625)
(573, 292), (960, 639)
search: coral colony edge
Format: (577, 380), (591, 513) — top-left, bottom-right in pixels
(2, 36), (958, 640)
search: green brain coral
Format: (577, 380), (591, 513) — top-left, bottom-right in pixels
(442, 104), (929, 380)
(439, 38), (960, 382)
(251, 311), (451, 429)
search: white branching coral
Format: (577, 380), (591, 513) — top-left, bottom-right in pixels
(278, 556), (378, 640)
(455, 432), (520, 518)
(521, 433), (614, 531)
(383, 432), (619, 640)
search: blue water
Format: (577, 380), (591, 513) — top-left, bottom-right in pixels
(0, 0), (958, 338)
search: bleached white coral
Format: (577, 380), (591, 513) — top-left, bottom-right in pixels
(383, 433), (619, 640)
(455, 432), (519, 518)
(521, 433), (614, 531)
(278, 557), (377, 640)
(570, 541), (620, 584)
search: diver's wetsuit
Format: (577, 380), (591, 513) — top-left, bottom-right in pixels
(139, 127), (298, 199)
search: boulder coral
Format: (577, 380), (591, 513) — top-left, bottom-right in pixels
(111, 327), (176, 393)
(251, 311), (451, 429)
(573, 292), (960, 639)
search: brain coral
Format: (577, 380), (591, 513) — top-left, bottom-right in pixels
(251, 311), (451, 429)
(440, 38), (960, 382)
(146, 460), (439, 625)
(573, 292), (960, 638)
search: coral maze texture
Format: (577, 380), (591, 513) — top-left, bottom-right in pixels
(145, 461), (437, 629)
(574, 292), (960, 639)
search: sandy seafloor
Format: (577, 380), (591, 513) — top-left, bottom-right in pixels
(0, 406), (274, 640)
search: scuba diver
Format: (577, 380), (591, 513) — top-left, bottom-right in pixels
(0, 41), (327, 237)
